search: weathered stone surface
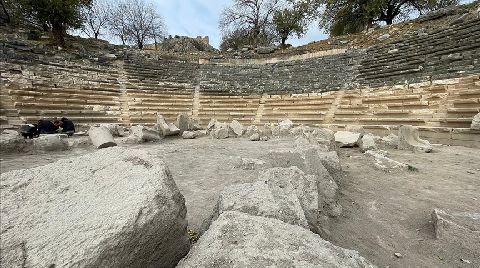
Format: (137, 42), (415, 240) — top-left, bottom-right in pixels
(207, 119), (217, 131)
(178, 211), (375, 268)
(88, 126), (117, 149)
(211, 123), (230, 139)
(33, 134), (68, 151)
(176, 113), (189, 134)
(0, 130), (29, 153)
(365, 150), (407, 171)
(431, 209), (480, 251)
(380, 133), (399, 148)
(231, 157), (265, 170)
(398, 125), (432, 152)
(187, 118), (202, 131)
(345, 125), (365, 135)
(156, 114), (179, 136)
(210, 169), (311, 229)
(0, 147), (190, 268)
(66, 136), (92, 148)
(129, 125), (161, 143)
(290, 125), (312, 137)
(229, 120), (244, 137)
(245, 125), (259, 137)
(261, 147), (342, 231)
(335, 131), (361, 147)
(360, 133), (377, 152)
(99, 123), (125, 137)
(471, 113), (480, 130)
(182, 131), (196, 139)
(249, 133), (260, 141)
(308, 128), (336, 151)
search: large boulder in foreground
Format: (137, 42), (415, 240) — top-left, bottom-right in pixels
(0, 147), (190, 268)
(178, 211), (375, 268)
(0, 130), (30, 153)
(33, 134), (69, 151)
(398, 125), (432, 153)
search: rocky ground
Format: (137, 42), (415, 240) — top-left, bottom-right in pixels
(1, 135), (479, 267)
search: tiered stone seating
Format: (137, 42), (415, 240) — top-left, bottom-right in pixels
(260, 94), (333, 125)
(197, 95), (261, 125)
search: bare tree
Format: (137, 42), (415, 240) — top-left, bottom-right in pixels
(81, 0), (109, 39)
(220, 0), (285, 47)
(108, 0), (131, 45)
(108, 0), (166, 49)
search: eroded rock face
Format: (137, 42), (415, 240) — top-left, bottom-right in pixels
(211, 123), (230, 139)
(178, 211), (375, 268)
(398, 125), (432, 153)
(0, 147), (190, 268)
(432, 209), (480, 240)
(335, 131), (361, 147)
(471, 113), (480, 130)
(157, 114), (180, 136)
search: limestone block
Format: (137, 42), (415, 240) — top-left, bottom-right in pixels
(261, 147), (342, 230)
(129, 125), (161, 143)
(0, 131), (29, 153)
(187, 118), (202, 131)
(365, 150), (407, 171)
(178, 211), (374, 268)
(99, 123), (125, 137)
(210, 172), (310, 230)
(176, 113), (189, 134)
(432, 209), (480, 241)
(471, 113), (480, 130)
(345, 125), (365, 135)
(182, 131), (196, 139)
(33, 134), (68, 151)
(360, 133), (377, 152)
(380, 133), (399, 148)
(244, 125), (259, 137)
(211, 123), (230, 139)
(229, 120), (244, 136)
(207, 119), (217, 131)
(157, 115), (180, 136)
(334, 131), (361, 147)
(249, 133), (260, 141)
(88, 126), (117, 149)
(398, 125), (432, 153)
(0, 147), (190, 268)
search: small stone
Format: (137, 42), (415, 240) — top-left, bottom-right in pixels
(249, 133), (260, 141)
(394, 253), (403, 258)
(471, 113), (480, 130)
(229, 120), (244, 136)
(182, 131), (196, 139)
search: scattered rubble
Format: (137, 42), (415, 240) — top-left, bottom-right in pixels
(360, 133), (377, 152)
(229, 120), (244, 136)
(100, 123), (125, 137)
(157, 114), (180, 136)
(0, 130), (29, 153)
(365, 150), (407, 171)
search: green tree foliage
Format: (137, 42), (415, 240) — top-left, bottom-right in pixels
(19, 0), (92, 46)
(320, 0), (459, 36)
(273, 0), (320, 46)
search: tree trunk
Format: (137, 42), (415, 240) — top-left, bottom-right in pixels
(94, 32), (99, 39)
(385, 17), (393, 25)
(51, 21), (65, 47)
(281, 36), (287, 46)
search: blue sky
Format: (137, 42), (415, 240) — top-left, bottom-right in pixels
(153, 0), (327, 48)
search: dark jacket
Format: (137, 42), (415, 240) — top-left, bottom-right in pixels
(61, 118), (75, 133)
(37, 120), (57, 134)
